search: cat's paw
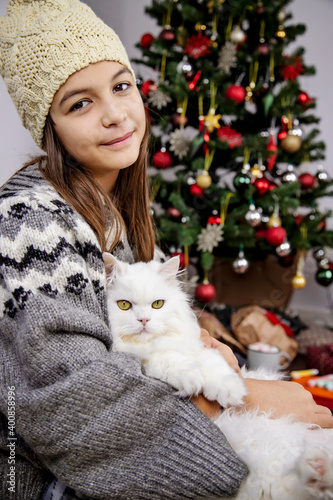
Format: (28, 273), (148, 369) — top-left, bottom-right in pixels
(172, 369), (205, 398)
(204, 373), (247, 408)
(301, 446), (333, 499)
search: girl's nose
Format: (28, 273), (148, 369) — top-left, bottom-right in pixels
(101, 99), (127, 127)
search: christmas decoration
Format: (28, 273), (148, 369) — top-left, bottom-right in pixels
(232, 249), (249, 274)
(315, 268), (333, 287)
(291, 251), (306, 289)
(135, 0), (333, 298)
(195, 281), (216, 303)
(266, 226), (287, 246)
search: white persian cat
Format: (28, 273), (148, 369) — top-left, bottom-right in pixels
(104, 253), (333, 500)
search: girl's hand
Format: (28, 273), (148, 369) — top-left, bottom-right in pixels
(200, 329), (242, 376)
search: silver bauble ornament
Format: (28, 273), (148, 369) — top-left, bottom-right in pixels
(282, 164), (297, 183)
(245, 204), (262, 227)
(232, 251), (249, 274)
(316, 166), (329, 183)
(313, 248), (326, 261)
(177, 57), (192, 76)
(229, 26), (246, 44)
(318, 257), (329, 269)
(276, 241), (291, 257)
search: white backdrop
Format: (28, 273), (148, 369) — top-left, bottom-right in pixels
(1, 0), (332, 314)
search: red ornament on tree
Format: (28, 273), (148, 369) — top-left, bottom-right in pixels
(159, 28), (176, 43)
(141, 80), (157, 96)
(207, 213), (221, 224)
(190, 183), (204, 197)
(217, 125), (243, 149)
(153, 150), (173, 169)
(184, 32), (212, 59)
(225, 84), (246, 104)
(254, 177), (270, 196)
(281, 55), (304, 81)
(299, 173), (315, 190)
(266, 227), (287, 246)
(297, 91), (313, 106)
(266, 132), (278, 170)
(140, 33), (154, 50)
(168, 207), (181, 219)
(195, 282), (216, 303)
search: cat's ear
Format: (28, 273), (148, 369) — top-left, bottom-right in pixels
(103, 252), (123, 279)
(159, 256), (180, 281)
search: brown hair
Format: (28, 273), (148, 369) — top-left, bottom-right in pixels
(29, 114), (155, 261)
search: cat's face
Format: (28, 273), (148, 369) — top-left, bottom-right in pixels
(104, 255), (182, 337)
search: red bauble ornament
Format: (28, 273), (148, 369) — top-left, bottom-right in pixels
(170, 251), (186, 269)
(299, 173), (315, 190)
(153, 150), (173, 169)
(266, 132), (278, 170)
(254, 177), (270, 196)
(195, 282), (216, 303)
(297, 91), (313, 105)
(141, 80), (157, 96)
(266, 227), (287, 246)
(190, 183), (204, 197)
(207, 214), (221, 224)
(168, 207), (181, 219)
(140, 33), (154, 50)
(225, 84), (246, 104)
(159, 28), (175, 43)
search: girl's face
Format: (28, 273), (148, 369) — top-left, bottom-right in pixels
(50, 61), (146, 192)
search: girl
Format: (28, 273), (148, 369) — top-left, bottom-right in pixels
(0, 1), (332, 499)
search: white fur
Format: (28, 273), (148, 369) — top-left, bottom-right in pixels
(104, 254), (333, 500)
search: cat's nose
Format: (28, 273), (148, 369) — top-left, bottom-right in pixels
(138, 318), (150, 327)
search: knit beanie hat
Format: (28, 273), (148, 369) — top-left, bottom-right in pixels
(0, 0), (135, 149)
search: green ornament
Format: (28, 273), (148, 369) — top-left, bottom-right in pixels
(315, 268), (333, 287)
(233, 172), (251, 192)
(264, 92), (274, 116)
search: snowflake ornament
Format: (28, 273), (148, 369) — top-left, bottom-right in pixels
(148, 84), (172, 110)
(218, 42), (237, 74)
(169, 129), (191, 159)
(197, 224), (224, 253)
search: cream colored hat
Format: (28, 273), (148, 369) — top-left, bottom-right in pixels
(0, 0), (135, 148)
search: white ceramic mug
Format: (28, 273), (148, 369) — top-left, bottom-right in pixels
(247, 342), (291, 371)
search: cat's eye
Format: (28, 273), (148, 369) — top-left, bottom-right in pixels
(152, 300), (164, 309)
(117, 300), (132, 310)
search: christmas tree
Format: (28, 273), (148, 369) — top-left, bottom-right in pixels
(134, 0), (333, 303)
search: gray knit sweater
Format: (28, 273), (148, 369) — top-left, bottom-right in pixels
(0, 164), (248, 500)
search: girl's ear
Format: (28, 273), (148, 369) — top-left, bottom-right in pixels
(158, 256), (180, 281)
(103, 252), (123, 280)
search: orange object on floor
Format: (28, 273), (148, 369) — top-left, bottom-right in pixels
(293, 376), (333, 411)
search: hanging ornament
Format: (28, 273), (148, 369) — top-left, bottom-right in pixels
(257, 1), (265, 14)
(280, 130), (302, 154)
(266, 226), (287, 246)
(173, 113), (188, 128)
(168, 207), (181, 219)
(233, 172), (251, 192)
(153, 149), (173, 169)
(267, 195), (282, 228)
(245, 203), (262, 227)
(313, 247), (326, 262)
(297, 91), (313, 106)
(218, 41), (237, 73)
(141, 80), (157, 96)
(190, 183), (204, 197)
(276, 240), (291, 257)
(291, 250), (307, 289)
(217, 125), (243, 149)
(196, 171), (212, 189)
(148, 84), (172, 110)
(232, 248), (249, 274)
(208, 211), (221, 225)
(140, 33), (155, 50)
(266, 131), (278, 170)
(316, 165), (329, 183)
(225, 84), (246, 104)
(159, 27), (176, 43)
(315, 268), (333, 287)
(282, 164), (297, 183)
(195, 281), (216, 303)
(254, 177), (270, 196)
(229, 25), (246, 44)
(184, 32), (212, 59)
(169, 129), (191, 160)
(298, 173), (315, 190)
(204, 108), (221, 133)
(277, 115), (289, 141)
(281, 55), (304, 81)
(177, 57), (193, 78)
(197, 223), (224, 253)
(251, 163), (264, 179)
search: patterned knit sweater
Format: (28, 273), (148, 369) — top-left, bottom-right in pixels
(0, 164), (248, 500)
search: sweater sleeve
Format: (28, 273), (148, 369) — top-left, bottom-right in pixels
(0, 189), (248, 500)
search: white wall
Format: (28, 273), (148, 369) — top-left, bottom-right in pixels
(1, 0), (332, 313)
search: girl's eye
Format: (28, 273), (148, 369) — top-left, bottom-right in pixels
(152, 300), (164, 309)
(114, 82), (130, 93)
(70, 99), (91, 112)
(117, 300), (132, 311)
